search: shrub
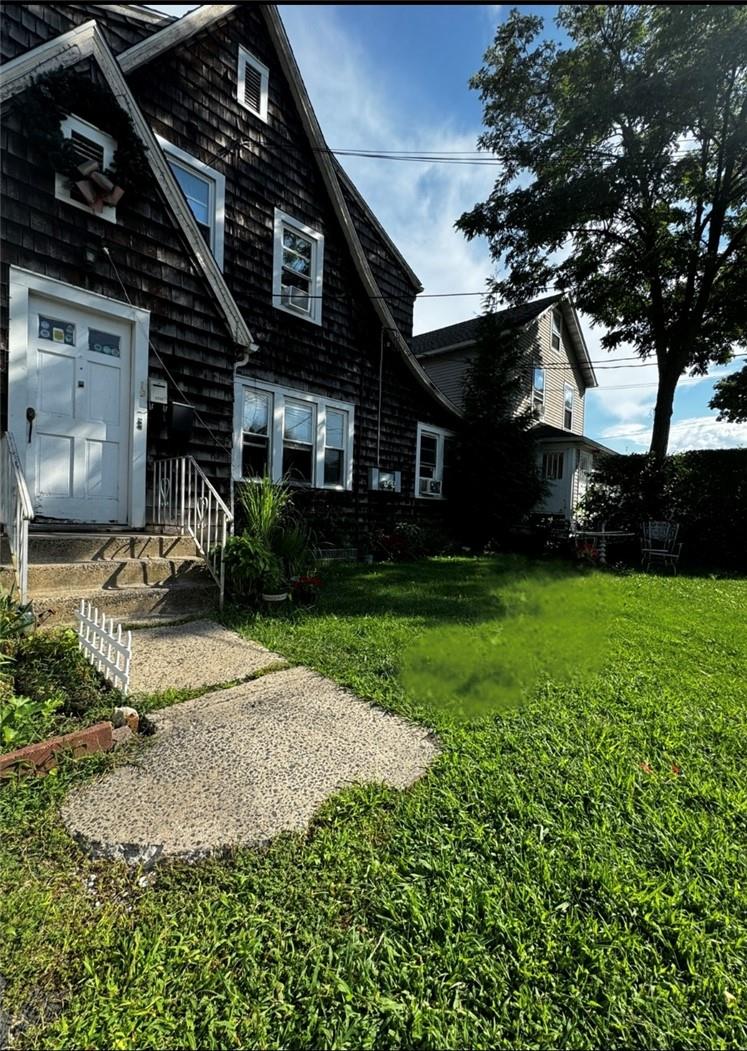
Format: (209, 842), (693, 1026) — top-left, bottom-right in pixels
(367, 521), (453, 562)
(11, 629), (117, 715)
(0, 692), (62, 751)
(227, 477), (318, 600)
(578, 449), (747, 570)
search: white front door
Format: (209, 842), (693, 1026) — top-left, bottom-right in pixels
(25, 295), (132, 522)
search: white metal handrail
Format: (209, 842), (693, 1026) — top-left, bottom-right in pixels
(0, 431), (34, 603)
(152, 456), (233, 609)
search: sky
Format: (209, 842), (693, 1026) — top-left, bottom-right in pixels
(147, 3), (747, 454)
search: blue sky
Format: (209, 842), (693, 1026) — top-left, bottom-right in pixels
(148, 4), (747, 453)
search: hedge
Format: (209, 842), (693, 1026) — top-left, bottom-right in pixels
(579, 448), (747, 571)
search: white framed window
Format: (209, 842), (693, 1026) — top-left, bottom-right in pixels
(532, 366), (545, 416)
(54, 114), (118, 224)
(551, 310), (562, 352)
(416, 422), (454, 499)
(234, 379), (354, 490)
(237, 46), (269, 121)
(157, 136), (225, 268)
(564, 383), (574, 430)
(272, 210), (324, 326)
(542, 451), (564, 480)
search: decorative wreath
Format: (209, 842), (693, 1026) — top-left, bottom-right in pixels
(23, 68), (152, 209)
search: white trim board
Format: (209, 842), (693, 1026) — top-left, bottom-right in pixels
(8, 266), (150, 528)
(0, 20), (255, 352)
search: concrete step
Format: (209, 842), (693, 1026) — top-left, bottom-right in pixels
(27, 558), (211, 593)
(33, 582), (218, 627)
(25, 532), (200, 563)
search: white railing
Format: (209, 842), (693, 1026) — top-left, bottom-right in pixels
(152, 456), (233, 609)
(76, 600), (132, 695)
(0, 431), (34, 603)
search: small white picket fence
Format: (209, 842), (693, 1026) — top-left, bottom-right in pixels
(76, 599), (132, 696)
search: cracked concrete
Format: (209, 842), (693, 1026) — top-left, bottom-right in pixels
(128, 618), (284, 694)
(63, 664), (438, 864)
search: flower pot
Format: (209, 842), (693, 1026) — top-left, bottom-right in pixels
(262, 592), (289, 603)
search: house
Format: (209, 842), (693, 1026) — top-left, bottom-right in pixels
(0, 3), (459, 618)
(412, 295), (615, 521)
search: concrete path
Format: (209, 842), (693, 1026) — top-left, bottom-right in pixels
(129, 618), (284, 694)
(63, 663), (438, 865)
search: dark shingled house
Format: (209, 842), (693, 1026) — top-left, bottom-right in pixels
(0, 3), (460, 617)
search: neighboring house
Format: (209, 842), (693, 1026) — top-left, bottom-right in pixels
(0, 3), (459, 612)
(412, 295), (615, 521)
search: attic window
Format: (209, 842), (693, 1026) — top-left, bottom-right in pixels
(272, 210), (324, 326)
(157, 136), (226, 269)
(55, 114), (117, 224)
(551, 310), (562, 352)
(237, 46), (269, 121)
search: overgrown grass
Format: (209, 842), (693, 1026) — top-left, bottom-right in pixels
(1, 557), (746, 1049)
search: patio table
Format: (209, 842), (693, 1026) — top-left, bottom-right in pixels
(572, 528), (636, 565)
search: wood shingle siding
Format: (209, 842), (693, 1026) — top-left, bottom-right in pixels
(1, 3), (457, 538)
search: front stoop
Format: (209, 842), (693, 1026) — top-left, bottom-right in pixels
(5, 531), (219, 626)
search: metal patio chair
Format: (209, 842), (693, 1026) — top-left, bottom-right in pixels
(641, 520), (682, 574)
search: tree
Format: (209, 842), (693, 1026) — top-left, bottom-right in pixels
(449, 314), (545, 548)
(710, 366), (747, 422)
(458, 5), (747, 458)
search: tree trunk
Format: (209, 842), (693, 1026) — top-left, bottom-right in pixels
(649, 367), (680, 459)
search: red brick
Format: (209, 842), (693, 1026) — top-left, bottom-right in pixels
(0, 721), (114, 778)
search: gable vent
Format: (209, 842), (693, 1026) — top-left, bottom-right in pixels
(243, 63), (262, 113)
(70, 130), (105, 170)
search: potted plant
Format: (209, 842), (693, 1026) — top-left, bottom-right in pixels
(290, 574), (323, 605)
(260, 554), (289, 603)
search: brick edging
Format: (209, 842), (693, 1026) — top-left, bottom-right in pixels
(0, 721), (114, 778)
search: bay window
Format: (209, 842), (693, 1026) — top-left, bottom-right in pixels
(235, 380), (353, 489)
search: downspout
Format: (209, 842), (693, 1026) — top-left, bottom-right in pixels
(231, 342), (258, 518)
(376, 326), (385, 467)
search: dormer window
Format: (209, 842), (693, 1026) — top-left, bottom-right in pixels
(237, 46), (269, 121)
(55, 114), (117, 223)
(272, 210), (324, 326)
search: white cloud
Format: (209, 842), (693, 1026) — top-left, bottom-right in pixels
(603, 415), (747, 452)
(278, 5), (496, 335)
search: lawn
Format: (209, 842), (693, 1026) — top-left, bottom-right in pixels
(1, 557), (746, 1049)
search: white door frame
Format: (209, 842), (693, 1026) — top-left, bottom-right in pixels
(8, 267), (150, 528)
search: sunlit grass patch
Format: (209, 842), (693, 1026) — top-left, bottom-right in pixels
(401, 569), (619, 719)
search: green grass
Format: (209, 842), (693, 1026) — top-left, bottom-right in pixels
(1, 557), (746, 1049)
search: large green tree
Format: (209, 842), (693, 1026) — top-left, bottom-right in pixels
(710, 366), (747, 422)
(458, 5), (747, 458)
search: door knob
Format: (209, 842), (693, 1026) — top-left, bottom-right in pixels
(26, 406), (35, 443)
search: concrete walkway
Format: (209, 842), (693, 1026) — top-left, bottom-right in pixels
(129, 619), (284, 694)
(62, 622), (438, 865)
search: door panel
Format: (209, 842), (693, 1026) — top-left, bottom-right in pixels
(27, 295), (132, 522)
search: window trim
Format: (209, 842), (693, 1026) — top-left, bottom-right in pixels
(54, 114), (118, 224)
(237, 45), (269, 121)
(532, 365), (545, 417)
(156, 136), (225, 269)
(415, 422), (454, 500)
(563, 382), (574, 430)
(233, 378), (354, 490)
(272, 210), (325, 326)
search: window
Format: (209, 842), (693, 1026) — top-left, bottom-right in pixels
(54, 114), (118, 223)
(416, 423), (454, 499)
(564, 383), (574, 430)
(532, 366), (545, 416)
(283, 399), (315, 484)
(242, 388), (272, 478)
(235, 380), (353, 490)
(157, 137), (225, 268)
(273, 210), (325, 325)
(541, 452), (564, 480)
(551, 310), (562, 352)
(237, 46), (269, 121)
